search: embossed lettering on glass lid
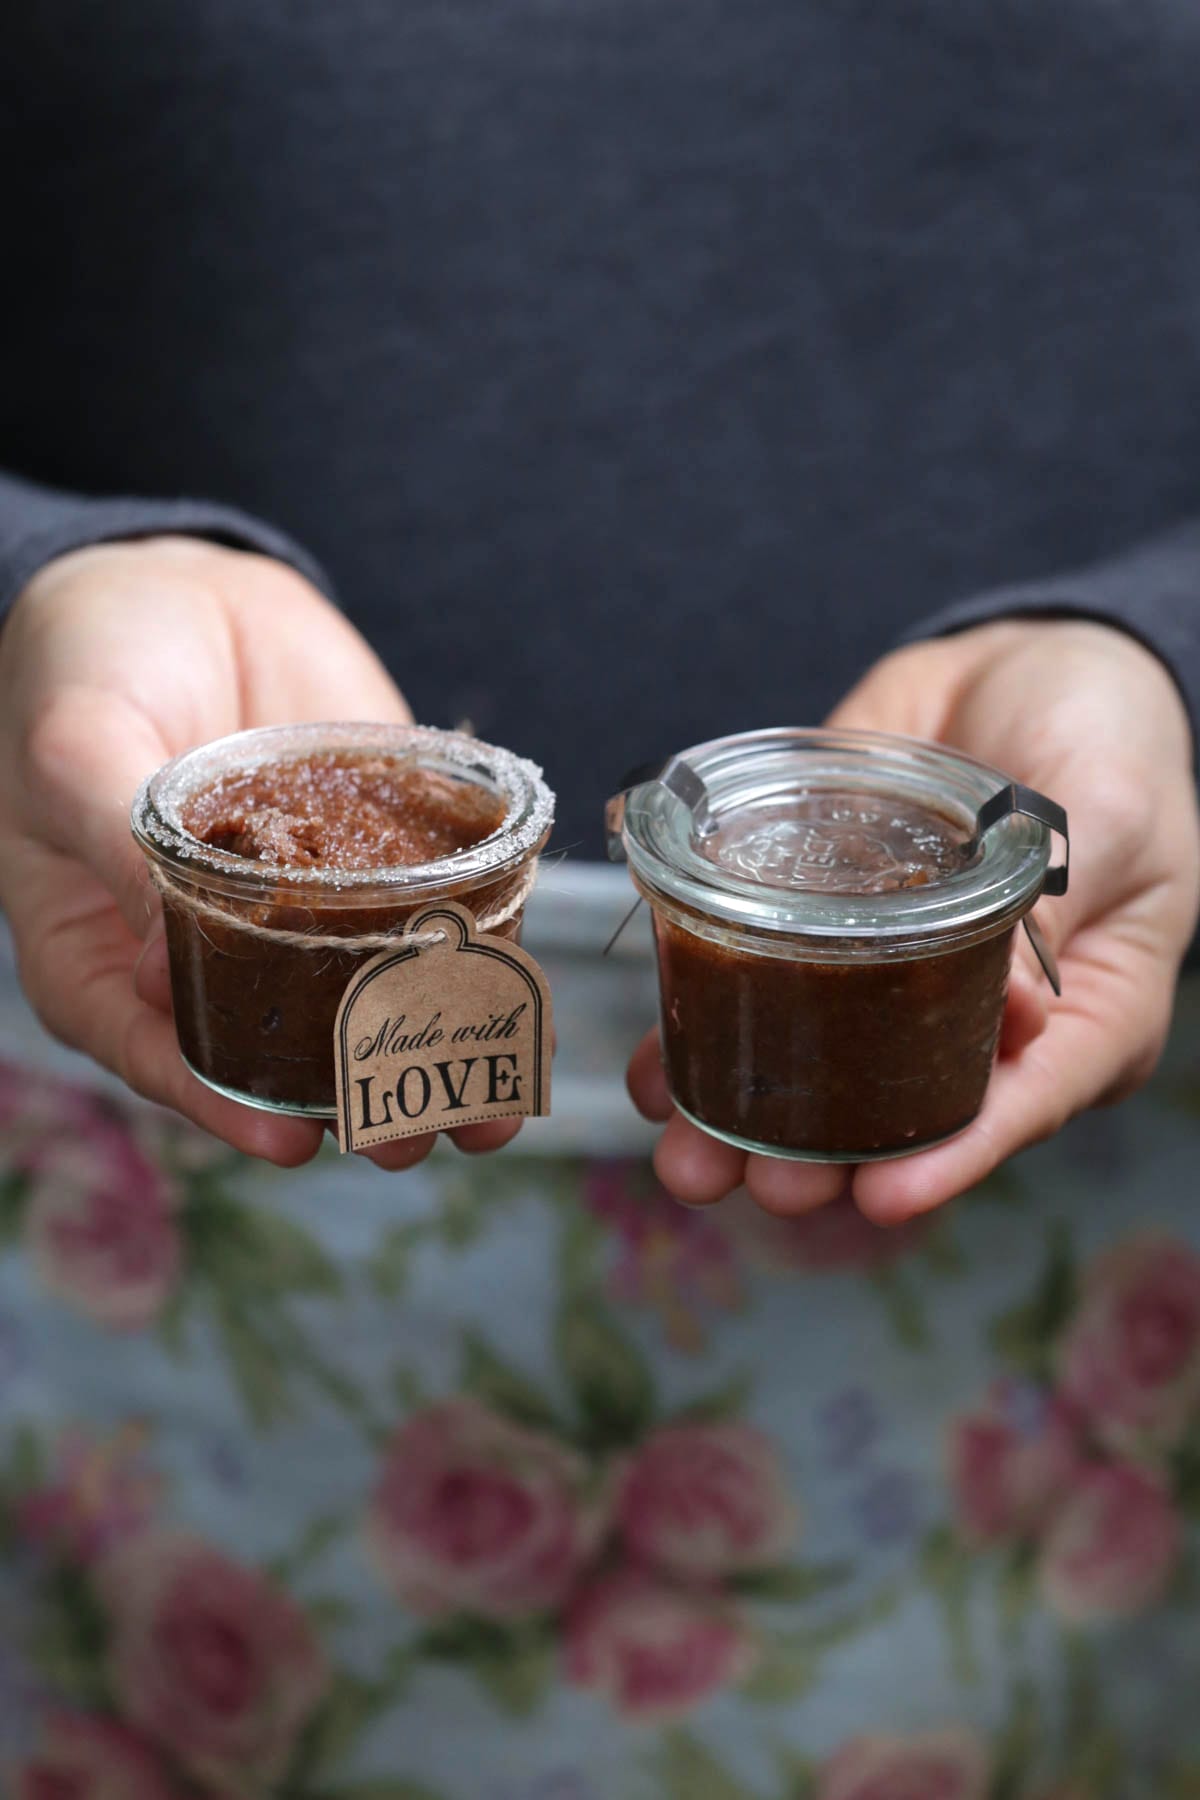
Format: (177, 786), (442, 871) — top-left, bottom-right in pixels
(698, 789), (969, 895)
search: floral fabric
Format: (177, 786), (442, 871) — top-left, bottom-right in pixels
(0, 876), (1199, 1800)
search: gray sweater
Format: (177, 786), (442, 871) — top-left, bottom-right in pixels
(2, 0), (1198, 851)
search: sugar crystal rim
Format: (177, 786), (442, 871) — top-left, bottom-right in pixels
(131, 721), (555, 892)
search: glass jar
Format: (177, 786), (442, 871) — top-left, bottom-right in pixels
(612, 728), (1061, 1162)
(132, 722), (554, 1116)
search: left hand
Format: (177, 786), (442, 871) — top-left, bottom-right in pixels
(627, 620), (1200, 1223)
(0, 537), (526, 1173)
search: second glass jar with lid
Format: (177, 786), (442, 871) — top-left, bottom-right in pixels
(611, 727), (1061, 1162)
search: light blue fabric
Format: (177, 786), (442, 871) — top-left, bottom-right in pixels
(1, 872), (1198, 1798)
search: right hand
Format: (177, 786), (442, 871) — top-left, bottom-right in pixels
(0, 536), (521, 1169)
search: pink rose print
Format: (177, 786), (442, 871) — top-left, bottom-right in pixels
(96, 1531), (326, 1789)
(815, 1727), (990, 1800)
(13, 1713), (181, 1800)
(0, 1059), (109, 1169)
(1037, 1462), (1180, 1623)
(366, 1399), (608, 1620)
(16, 1424), (160, 1564)
(585, 1161), (742, 1353)
(1057, 1235), (1200, 1456)
(724, 1190), (928, 1273)
(618, 1422), (796, 1581)
(23, 1123), (182, 1331)
(563, 1565), (758, 1722)
(948, 1393), (1080, 1546)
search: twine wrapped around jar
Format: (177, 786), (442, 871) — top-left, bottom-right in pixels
(146, 857), (539, 950)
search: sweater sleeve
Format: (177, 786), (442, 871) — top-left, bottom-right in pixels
(0, 468), (335, 618)
(904, 519), (1200, 762)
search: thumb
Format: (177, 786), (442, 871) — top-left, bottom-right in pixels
(824, 637), (996, 743)
(20, 685), (168, 939)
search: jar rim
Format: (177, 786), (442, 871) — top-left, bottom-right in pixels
(620, 726), (1051, 942)
(131, 722), (554, 896)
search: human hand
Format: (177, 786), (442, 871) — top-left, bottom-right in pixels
(0, 536), (523, 1169)
(628, 620), (1200, 1222)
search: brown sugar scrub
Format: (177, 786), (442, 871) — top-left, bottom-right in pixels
(183, 754), (507, 870)
(609, 728), (1062, 1162)
(132, 724), (554, 1115)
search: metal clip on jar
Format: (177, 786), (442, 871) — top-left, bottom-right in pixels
(132, 723), (554, 1116)
(607, 728), (1068, 1163)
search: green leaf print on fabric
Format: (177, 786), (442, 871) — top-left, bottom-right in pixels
(197, 1251), (373, 1430)
(857, 1217), (970, 1352)
(1173, 1431), (1200, 1517)
(556, 1294), (657, 1450)
(306, 1594), (356, 1632)
(920, 1525), (981, 1683)
(391, 1365), (431, 1412)
(738, 1587), (901, 1705)
(996, 1545), (1037, 1646)
(979, 1676), (1125, 1800)
(215, 1293), (291, 1426)
(1158, 1070), (1200, 1120)
(29, 1563), (111, 1706)
(5, 1419), (44, 1494)
(655, 1730), (757, 1800)
(989, 1221), (1076, 1381)
(1058, 1636), (1127, 1796)
(292, 1668), (403, 1782)
(185, 1183), (342, 1297)
(305, 1784), (449, 1800)
(772, 1747), (818, 1798)
(920, 1216), (967, 1276)
(419, 1616), (556, 1717)
(268, 1512), (347, 1587)
(668, 1372), (756, 1425)
(650, 1721), (1011, 1800)
(367, 1220), (426, 1299)
(437, 1174), (498, 1249)
(576, 1160), (746, 1355)
(471, 1635), (556, 1714)
(0, 1164), (29, 1242)
(989, 1682), (1040, 1800)
(738, 1637), (823, 1704)
(364, 1164), (540, 1302)
(730, 1562), (853, 1603)
(868, 1265), (930, 1350)
(559, 1201), (609, 1295)
(460, 1331), (565, 1433)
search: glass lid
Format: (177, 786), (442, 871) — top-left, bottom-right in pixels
(615, 727), (1057, 942)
